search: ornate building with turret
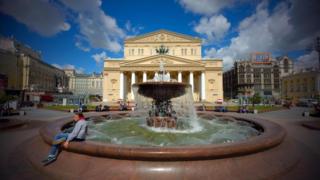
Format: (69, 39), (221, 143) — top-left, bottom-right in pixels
(223, 52), (293, 101)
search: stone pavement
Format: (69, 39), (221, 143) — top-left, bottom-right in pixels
(0, 108), (109, 179)
(0, 108), (319, 179)
(0, 107), (73, 122)
(232, 107), (320, 179)
(0, 107), (110, 122)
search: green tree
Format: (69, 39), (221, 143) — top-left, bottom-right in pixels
(251, 93), (261, 107)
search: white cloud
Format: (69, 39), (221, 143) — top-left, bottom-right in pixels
(60, 0), (125, 52)
(52, 63), (85, 73)
(125, 20), (144, 39)
(92, 51), (107, 63)
(75, 67), (85, 74)
(295, 51), (319, 71)
(1, 0), (126, 52)
(0, 0), (70, 36)
(52, 63), (62, 69)
(75, 41), (90, 52)
(178, 0), (234, 16)
(204, 48), (235, 70)
(204, 0), (320, 71)
(194, 15), (230, 43)
(125, 21), (132, 31)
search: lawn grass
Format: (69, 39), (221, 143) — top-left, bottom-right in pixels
(204, 105), (284, 113)
(44, 105), (96, 111)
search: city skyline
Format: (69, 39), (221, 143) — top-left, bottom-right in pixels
(1, 0), (319, 73)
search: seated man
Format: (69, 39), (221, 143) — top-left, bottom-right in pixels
(42, 112), (88, 165)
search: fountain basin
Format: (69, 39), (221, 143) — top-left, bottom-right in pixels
(27, 112), (302, 179)
(39, 112), (285, 160)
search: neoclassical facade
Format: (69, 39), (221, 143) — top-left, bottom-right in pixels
(103, 30), (223, 103)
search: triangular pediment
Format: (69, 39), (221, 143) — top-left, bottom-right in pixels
(125, 29), (201, 43)
(121, 55), (204, 67)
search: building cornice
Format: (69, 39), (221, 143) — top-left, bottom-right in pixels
(125, 29), (201, 43)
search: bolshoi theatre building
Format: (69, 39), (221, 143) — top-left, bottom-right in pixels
(103, 30), (223, 103)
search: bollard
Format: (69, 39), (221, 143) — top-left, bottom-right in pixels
(302, 111), (309, 117)
(19, 111), (25, 116)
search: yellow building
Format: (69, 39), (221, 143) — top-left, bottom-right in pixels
(282, 70), (320, 102)
(0, 37), (68, 100)
(103, 30), (223, 103)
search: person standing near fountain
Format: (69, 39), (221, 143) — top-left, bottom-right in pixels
(42, 112), (88, 165)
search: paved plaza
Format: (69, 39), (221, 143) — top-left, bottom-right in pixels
(0, 107), (319, 179)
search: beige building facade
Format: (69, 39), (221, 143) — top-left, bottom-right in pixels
(103, 30), (223, 103)
(0, 37), (68, 100)
(64, 69), (103, 96)
(282, 70), (320, 102)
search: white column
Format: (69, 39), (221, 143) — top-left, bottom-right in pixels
(178, 72), (182, 82)
(143, 72), (147, 82)
(119, 72), (124, 99)
(189, 72), (194, 93)
(131, 72), (136, 99)
(154, 72), (158, 81)
(201, 72), (206, 101)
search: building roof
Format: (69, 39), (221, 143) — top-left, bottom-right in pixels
(125, 29), (201, 43)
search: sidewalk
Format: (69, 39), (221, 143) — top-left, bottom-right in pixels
(0, 107), (73, 122)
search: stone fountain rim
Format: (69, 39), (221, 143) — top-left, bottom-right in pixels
(39, 112), (286, 161)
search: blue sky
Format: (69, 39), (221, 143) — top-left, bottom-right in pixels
(1, 0), (319, 73)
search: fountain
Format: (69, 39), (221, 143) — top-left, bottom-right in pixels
(32, 48), (296, 179)
(84, 60), (261, 146)
(133, 61), (190, 129)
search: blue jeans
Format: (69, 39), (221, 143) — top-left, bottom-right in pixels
(49, 132), (69, 157)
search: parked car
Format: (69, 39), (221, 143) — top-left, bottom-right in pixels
(296, 99), (317, 107)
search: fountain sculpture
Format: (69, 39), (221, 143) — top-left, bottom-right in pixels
(133, 61), (190, 129)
